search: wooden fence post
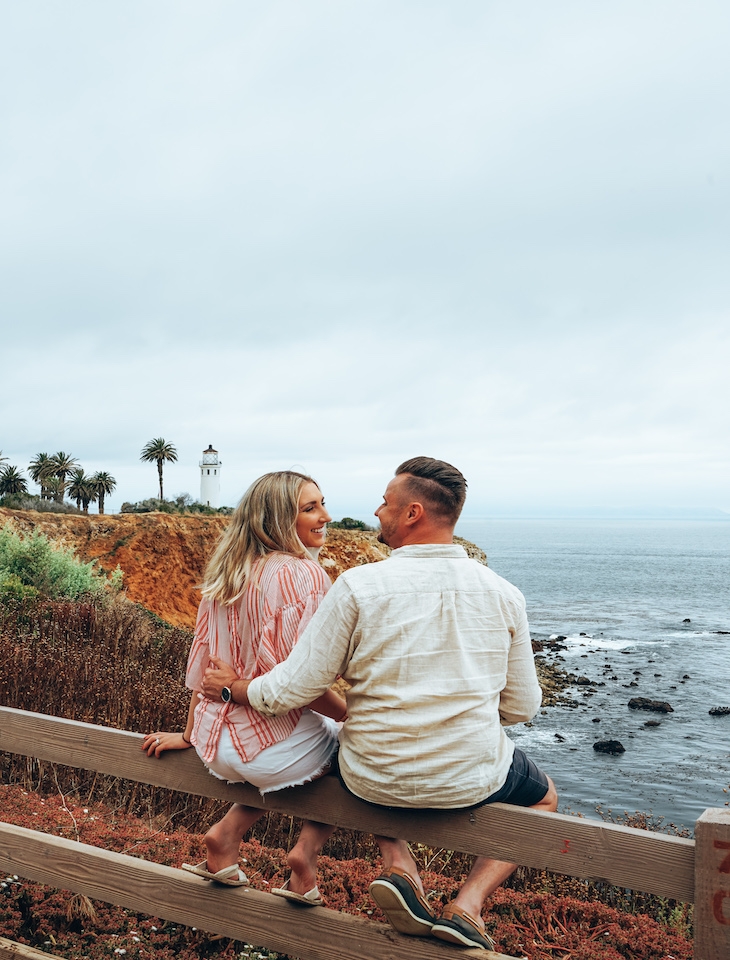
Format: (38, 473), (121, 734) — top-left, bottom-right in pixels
(694, 808), (730, 960)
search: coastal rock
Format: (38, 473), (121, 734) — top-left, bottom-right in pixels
(533, 658), (575, 707)
(531, 639), (544, 653)
(628, 698), (674, 714)
(709, 706), (730, 716)
(593, 739), (626, 755)
(643, 720), (661, 727)
(453, 534), (489, 565)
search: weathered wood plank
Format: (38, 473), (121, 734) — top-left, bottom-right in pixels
(0, 938), (59, 960)
(694, 808), (730, 960)
(0, 706), (695, 901)
(0, 823), (516, 960)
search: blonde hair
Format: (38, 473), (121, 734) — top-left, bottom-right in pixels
(201, 470), (318, 604)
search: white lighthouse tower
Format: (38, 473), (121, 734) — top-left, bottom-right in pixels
(199, 444), (221, 508)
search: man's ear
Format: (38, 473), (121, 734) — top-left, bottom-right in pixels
(404, 501), (424, 525)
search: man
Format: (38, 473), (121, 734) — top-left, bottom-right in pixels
(202, 457), (557, 951)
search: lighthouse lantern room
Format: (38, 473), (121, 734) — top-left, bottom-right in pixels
(199, 444), (221, 508)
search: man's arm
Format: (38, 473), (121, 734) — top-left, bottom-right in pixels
(201, 576), (358, 714)
(200, 657), (253, 705)
(498, 596), (543, 725)
(200, 659), (347, 720)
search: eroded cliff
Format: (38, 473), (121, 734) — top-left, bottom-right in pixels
(0, 509), (391, 628)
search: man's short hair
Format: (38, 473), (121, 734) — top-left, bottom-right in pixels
(395, 457), (467, 526)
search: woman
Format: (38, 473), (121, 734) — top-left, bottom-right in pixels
(142, 471), (347, 905)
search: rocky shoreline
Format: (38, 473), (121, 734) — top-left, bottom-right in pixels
(533, 654), (576, 707)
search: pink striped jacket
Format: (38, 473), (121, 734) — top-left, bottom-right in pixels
(186, 552), (331, 764)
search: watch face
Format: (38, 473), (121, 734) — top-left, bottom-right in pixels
(221, 686), (231, 703)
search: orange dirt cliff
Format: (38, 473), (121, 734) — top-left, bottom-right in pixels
(0, 509), (406, 628)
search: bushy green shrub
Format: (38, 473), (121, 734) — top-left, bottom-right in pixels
(329, 517), (375, 531)
(0, 572), (38, 601)
(0, 526), (122, 601)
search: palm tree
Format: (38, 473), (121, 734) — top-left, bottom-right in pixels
(44, 477), (63, 501)
(48, 451), (79, 503)
(68, 469), (99, 514)
(67, 468), (88, 510)
(91, 471), (117, 515)
(0, 465), (28, 496)
(140, 438), (177, 501)
(80, 481), (98, 514)
(29, 452), (55, 500)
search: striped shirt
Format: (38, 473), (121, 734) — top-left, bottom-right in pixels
(186, 552), (331, 765)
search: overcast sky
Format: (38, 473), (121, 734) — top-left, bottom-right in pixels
(1, 1), (729, 518)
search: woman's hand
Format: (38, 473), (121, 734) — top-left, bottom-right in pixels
(141, 731), (192, 757)
(202, 655), (240, 700)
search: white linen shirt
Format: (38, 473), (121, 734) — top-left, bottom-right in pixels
(247, 543), (543, 808)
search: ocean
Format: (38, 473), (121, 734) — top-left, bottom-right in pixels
(455, 518), (730, 832)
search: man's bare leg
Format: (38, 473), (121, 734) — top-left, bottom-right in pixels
(204, 803), (263, 873)
(374, 835), (426, 894)
(286, 820), (335, 894)
(450, 777), (559, 927)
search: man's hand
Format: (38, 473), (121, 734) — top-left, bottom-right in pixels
(202, 655), (240, 700)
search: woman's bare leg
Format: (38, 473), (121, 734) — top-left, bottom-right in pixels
(286, 820), (335, 894)
(204, 803), (263, 873)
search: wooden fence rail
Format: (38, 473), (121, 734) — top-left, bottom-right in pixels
(0, 706), (728, 959)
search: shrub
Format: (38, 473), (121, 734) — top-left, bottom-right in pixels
(0, 572), (38, 602)
(329, 517), (375, 531)
(0, 492), (81, 514)
(0, 527), (122, 601)
(0, 782), (694, 960)
(121, 497), (232, 515)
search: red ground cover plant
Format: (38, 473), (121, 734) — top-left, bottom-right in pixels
(0, 784), (692, 960)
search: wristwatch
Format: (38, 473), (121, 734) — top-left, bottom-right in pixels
(221, 686), (232, 703)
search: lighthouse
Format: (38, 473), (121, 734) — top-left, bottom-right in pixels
(199, 444), (221, 508)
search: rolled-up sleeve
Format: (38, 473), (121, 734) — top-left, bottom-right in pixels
(498, 593), (543, 725)
(248, 576), (358, 716)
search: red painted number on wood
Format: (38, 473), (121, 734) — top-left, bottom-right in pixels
(714, 840), (730, 874)
(560, 839), (570, 854)
(713, 890), (730, 925)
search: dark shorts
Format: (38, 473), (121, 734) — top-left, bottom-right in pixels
(470, 747), (550, 809)
(332, 746), (549, 811)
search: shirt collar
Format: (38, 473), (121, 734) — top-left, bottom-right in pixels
(390, 543), (468, 559)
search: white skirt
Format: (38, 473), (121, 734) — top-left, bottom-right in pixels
(201, 709), (340, 795)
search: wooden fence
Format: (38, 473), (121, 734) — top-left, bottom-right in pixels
(0, 705), (728, 959)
